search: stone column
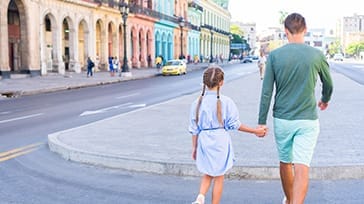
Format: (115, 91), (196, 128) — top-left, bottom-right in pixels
(69, 26), (81, 73)
(101, 23), (108, 70)
(148, 31), (155, 67)
(140, 32), (146, 67)
(27, 1), (41, 76)
(0, 2), (10, 79)
(54, 16), (65, 75)
(132, 29), (140, 68)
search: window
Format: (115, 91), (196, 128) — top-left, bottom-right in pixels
(45, 16), (51, 31)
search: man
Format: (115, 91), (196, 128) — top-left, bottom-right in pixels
(86, 57), (94, 77)
(258, 13), (333, 204)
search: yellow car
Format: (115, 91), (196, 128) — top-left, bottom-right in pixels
(161, 60), (187, 76)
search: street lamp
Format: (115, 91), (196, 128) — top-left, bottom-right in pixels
(228, 33), (233, 61)
(119, 0), (131, 77)
(209, 27), (214, 63)
(179, 17), (185, 59)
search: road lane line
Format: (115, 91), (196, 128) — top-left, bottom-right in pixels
(80, 102), (132, 116)
(0, 113), (43, 124)
(0, 143), (43, 162)
(116, 93), (140, 99)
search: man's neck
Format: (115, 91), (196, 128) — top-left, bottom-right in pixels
(288, 33), (305, 44)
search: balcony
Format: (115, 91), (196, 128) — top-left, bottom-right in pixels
(94, 0), (179, 23)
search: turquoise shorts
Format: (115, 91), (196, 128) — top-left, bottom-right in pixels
(273, 118), (320, 167)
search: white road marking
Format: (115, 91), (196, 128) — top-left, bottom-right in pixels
(0, 113), (43, 124)
(0, 111), (11, 115)
(116, 93), (140, 99)
(128, 104), (146, 108)
(80, 102), (133, 116)
(353, 65), (364, 69)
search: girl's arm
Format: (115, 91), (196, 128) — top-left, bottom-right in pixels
(192, 135), (198, 160)
(238, 124), (266, 137)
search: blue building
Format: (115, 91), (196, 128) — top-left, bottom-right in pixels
(154, 0), (175, 62)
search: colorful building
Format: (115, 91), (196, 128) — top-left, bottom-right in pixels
(0, 0), (231, 79)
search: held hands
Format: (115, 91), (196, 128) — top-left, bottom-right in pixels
(255, 125), (268, 137)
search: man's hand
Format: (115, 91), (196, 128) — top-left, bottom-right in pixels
(256, 125), (268, 137)
(318, 101), (329, 110)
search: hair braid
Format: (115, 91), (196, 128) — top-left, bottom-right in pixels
(216, 86), (223, 125)
(195, 85), (206, 125)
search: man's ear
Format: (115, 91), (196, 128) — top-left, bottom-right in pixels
(303, 27), (307, 35)
(284, 28), (290, 36)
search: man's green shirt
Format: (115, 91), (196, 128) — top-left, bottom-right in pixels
(258, 43), (333, 125)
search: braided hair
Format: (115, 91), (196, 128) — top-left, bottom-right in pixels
(195, 66), (224, 126)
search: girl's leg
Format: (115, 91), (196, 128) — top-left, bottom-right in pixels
(199, 174), (213, 195)
(193, 174), (212, 204)
(212, 175), (224, 204)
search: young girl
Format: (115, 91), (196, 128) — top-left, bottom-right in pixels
(189, 66), (266, 204)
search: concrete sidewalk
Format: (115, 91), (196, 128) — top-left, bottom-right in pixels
(0, 62), (211, 98)
(48, 70), (364, 180)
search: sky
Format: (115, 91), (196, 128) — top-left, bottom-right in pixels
(228, 0), (363, 32)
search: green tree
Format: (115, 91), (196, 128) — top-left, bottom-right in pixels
(328, 41), (342, 56)
(345, 42), (364, 57)
(279, 10), (289, 25)
(230, 24), (244, 37)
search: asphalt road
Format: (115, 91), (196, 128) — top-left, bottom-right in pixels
(1, 61), (364, 203)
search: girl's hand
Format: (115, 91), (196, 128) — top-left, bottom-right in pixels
(192, 148), (197, 160)
(255, 126), (267, 137)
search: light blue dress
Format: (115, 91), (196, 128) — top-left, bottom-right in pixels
(189, 90), (241, 176)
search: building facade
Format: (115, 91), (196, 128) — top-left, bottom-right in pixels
(341, 13), (364, 51)
(187, 1), (203, 62)
(233, 22), (257, 55)
(1, 0), (231, 79)
(199, 0), (231, 62)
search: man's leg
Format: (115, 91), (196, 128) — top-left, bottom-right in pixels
(292, 164), (309, 204)
(280, 162), (294, 204)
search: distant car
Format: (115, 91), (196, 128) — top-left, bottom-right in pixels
(333, 53), (344, 61)
(241, 56), (253, 63)
(251, 55), (259, 61)
(161, 59), (187, 76)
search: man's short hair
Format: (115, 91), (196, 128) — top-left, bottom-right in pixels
(284, 13), (306, 34)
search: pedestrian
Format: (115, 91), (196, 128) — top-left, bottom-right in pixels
(86, 56), (94, 77)
(194, 55), (199, 64)
(113, 56), (119, 73)
(257, 13), (333, 204)
(155, 55), (162, 69)
(189, 66), (266, 204)
(108, 56), (115, 76)
(257, 50), (266, 80)
(147, 54), (152, 67)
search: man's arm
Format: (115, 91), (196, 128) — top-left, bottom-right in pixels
(258, 57), (274, 125)
(319, 59), (333, 104)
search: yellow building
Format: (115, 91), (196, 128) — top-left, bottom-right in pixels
(198, 0), (231, 62)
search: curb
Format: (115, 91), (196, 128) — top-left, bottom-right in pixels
(48, 132), (364, 180)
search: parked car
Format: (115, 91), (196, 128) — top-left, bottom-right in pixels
(161, 59), (187, 76)
(333, 53), (344, 61)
